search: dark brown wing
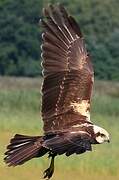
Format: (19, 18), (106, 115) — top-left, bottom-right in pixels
(40, 4), (94, 134)
(44, 131), (92, 156)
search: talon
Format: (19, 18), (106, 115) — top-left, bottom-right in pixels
(44, 167), (52, 179)
(43, 155), (55, 179)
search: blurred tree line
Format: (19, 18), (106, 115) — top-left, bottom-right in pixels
(0, 0), (119, 80)
(0, 0), (42, 76)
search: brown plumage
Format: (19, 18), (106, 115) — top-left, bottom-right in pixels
(41, 4), (94, 134)
(4, 4), (110, 180)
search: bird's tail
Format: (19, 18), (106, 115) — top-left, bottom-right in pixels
(4, 134), (48, 166)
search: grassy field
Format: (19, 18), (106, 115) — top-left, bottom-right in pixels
(0, 77), (119, 180)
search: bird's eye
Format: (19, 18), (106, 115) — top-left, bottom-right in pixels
(100, 133), (105, 137)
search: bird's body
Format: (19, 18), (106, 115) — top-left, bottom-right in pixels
(4, 4), (110, 179)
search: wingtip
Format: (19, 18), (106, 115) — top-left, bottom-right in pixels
(42, 3), (52, 16)
(42, 7), (49, 17)
(42, 3), (66, 17)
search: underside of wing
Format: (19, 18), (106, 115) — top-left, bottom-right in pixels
(44, 131), (92, 156)
(40, 4), (94, 134)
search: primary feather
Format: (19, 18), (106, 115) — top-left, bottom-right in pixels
(41, 4), (94, 134)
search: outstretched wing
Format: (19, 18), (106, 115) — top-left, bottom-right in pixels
(40, 4), (94, 134)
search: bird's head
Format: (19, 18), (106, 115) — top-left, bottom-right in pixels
(93, 125), (110, 144)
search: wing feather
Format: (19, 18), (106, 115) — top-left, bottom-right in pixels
(40, 4), (94, 134)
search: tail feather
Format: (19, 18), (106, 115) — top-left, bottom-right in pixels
(4, 134), (48, 166)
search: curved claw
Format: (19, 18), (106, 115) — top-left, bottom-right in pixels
(43, 156), (55, 179)
(43, 167), (54, 179)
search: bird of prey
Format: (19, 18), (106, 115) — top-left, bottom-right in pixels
(4, 4), (110, 179)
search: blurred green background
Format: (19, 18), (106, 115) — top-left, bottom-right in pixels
(0, 0), (119, 180)
(0, 0), (119, 79)
(0, 77), (119, 180)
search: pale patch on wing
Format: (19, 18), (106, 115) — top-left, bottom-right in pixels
(70, 130), (86, 134)
(78, 55), (87, 70)
(70, 100), (90, 121)
(79, 58), (86, 70)
(78, 39), (87, 70)
(72, 123), (91, 128)
(72, 124), (81, 128)
(70, 130), (91, 137)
